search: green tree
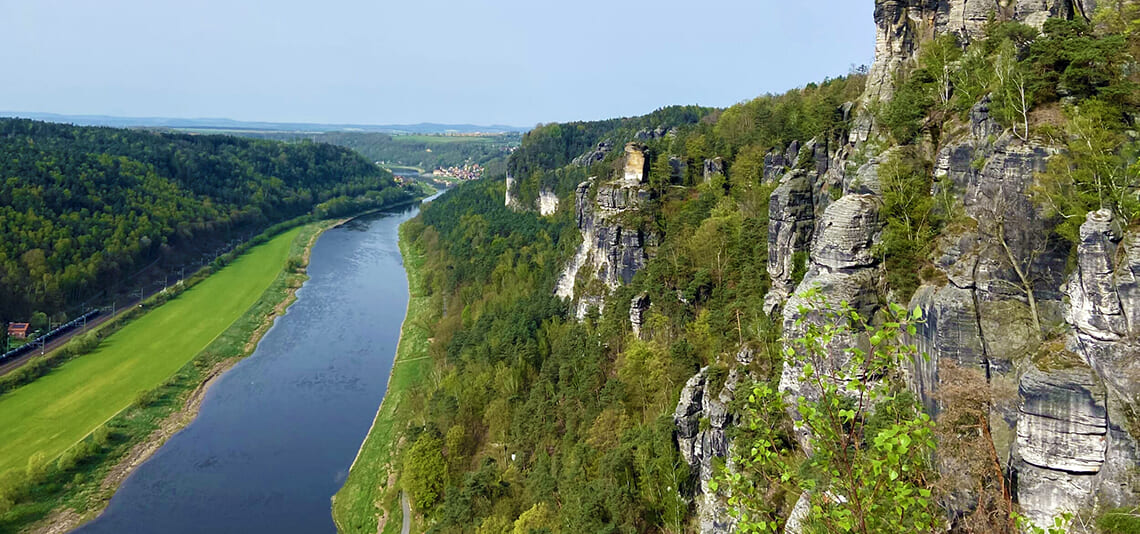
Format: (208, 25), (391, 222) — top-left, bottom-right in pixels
(404, 431), (448, 513)
(719, 293), (940, 533)
(1034, 101), (1140, 244)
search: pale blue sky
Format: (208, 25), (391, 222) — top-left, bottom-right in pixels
(0, 0), (874, 126)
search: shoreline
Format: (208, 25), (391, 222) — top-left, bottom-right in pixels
(32, 218), (341, 534)
(332, 226), (417, 534)
(332, 227), (435, 534)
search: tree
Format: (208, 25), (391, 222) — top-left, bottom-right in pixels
(404, 431), (447, 513)
(719, 292), (941, 533)
(994, 39), (1032, 141)
(1034, 102), (1140, 245)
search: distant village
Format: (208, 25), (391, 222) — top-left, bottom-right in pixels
(431, 163), (484, 181)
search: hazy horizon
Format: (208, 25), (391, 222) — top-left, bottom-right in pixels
(1, 0), (874, 127)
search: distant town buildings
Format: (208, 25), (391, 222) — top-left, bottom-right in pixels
(432, 163), (484, 181)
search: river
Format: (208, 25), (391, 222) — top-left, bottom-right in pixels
(77, 197), (435, 534)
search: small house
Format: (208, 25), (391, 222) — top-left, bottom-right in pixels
(7, 322), (30, 339)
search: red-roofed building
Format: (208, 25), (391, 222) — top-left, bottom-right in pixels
(7, 323), (30, 340)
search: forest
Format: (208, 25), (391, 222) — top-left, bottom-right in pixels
(0, 119), (412, 330)
(250, 131), (521, 173)
(372, 5), (1140, 533)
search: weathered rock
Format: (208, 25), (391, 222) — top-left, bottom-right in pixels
(763, 149), (786, 183)
(1013, 359), (1107, 527)
(674, 349), (754, 534)
(865, 0), (1084, 104)
(1009, 210), (1140, 527)
(572, 140), (613, 167)
(810, 194), (881, 271)
(537, 189), (559, 216)
(907, 283), (987, 411)
(1064, 211), (1140, 406)
(556, 146), (656, 318)
(630, 293), (650, 339)
(765, 171), (816, 313)
(1066, 210), (1126, 340)
(623, 142), (649, 184)
(1016, 361), (1108, 474)
(505, 173), (520, 208)
(703, 157), (725, 183)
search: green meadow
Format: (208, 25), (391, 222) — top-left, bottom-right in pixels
(0, 227), (301, 479)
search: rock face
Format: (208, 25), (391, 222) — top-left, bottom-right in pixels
(675, 349), (753, 534)
(537, 189), (559, 216)
(865, 0), (1087, 103)
(764, 171), (816, 313)
(572, 140), (614, 167)
(1012, 210), (1140, 526)
(505, 173), (521, 209)
(630, 293), (650, 339)
(780, 195), (882, 449)
(703, 157), (725, 183)
(556, 144), (655, 318)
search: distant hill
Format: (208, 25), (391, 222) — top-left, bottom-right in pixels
(0, 112), (529, 135)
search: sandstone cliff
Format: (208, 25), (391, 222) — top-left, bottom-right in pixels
(675, 1), (1140, 531)
(556, 143), (656, 317)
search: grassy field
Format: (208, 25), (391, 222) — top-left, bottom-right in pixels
(0, 227), (301, 478)
(332, 227), (435, 534)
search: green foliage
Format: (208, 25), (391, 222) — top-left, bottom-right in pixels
(508, 106), (712, 179)
(879, 64), (939, 144)
(0, 119), (405, 323)
(720, 294), (940, 533)
(1034, 102), (1140, 243)
(404, 430), (448, 513)
(255, 131), (521, 170)
(1097, 507), (1140, 534)
(875, 152), (943, 301)
(712, 74), (867, 158)
(1026, 18), (1136, 113)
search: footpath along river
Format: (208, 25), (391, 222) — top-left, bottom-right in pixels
(77, 196), (438, 533)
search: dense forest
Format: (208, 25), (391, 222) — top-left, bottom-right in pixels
(0, 119), (413, 329)
(250, 131), (520, 172)
(370, 4), (1140, 533)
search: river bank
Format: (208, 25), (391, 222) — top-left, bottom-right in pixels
(332, 226), (435, 534)
(0, 217), (338, 533)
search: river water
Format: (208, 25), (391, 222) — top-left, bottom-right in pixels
(77, 198), (433, 534)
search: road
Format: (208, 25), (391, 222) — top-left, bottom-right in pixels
(401, 492), (411, 534)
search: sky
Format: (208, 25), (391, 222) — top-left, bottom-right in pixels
(0, 0), (874, 127)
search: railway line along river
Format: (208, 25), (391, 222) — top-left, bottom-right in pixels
(77, 195), (439, 534)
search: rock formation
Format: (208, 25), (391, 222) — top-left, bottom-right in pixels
(556, 143), (656, 318)
(672, 2), (1130, 532)
(572, 140), (614, 167)
(703, 157), (725, 183)
(675, 349), (754, 534)
(537, 189), (559, 216)
(630, 293), (650, 339)
(505, 173), (521, 209)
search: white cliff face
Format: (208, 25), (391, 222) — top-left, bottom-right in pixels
(537, 190), (559, 216)
(505, 174), (520, 208)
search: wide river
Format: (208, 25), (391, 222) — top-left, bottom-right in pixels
(77, 198), (434, 533)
